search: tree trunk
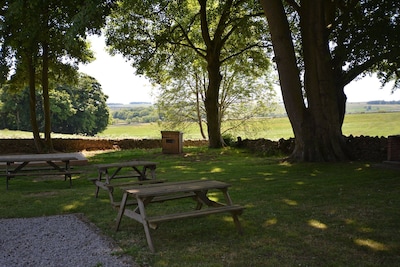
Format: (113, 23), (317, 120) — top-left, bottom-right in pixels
(41, 42), (54, 152)
(205, 56), (223, 148)
(27, 55), (44, 153)
(195, 74), (207, 139)
(198, 0), (224, 148)
(261, 0), (349, 161)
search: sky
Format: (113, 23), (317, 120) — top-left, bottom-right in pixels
(78, 35), (400, 104)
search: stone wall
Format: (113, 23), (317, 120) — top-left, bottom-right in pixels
(0, 136), (391, 162)
(0, 138), (208, 155)
(237, 135), (389, 162)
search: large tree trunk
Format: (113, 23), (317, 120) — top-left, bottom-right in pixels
(205, 57), (223, 148)
(199, 0), (223, 148)
(261, 0), (349, 161)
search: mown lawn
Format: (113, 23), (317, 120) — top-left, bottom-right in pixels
(1, 147), (399, 266)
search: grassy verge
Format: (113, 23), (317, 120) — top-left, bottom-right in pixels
(0, 147), (399, 266)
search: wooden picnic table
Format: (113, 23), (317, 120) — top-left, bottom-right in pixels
(115, 179), (244, 252)
(91, 160), (161, 207)
(0, 153), (80, 189)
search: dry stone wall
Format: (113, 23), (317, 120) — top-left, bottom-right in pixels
(0, 136), (392, 162)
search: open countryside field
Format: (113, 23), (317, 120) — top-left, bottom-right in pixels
(99, 112), (400, 140)
(0, 111), (399, 140)
(102, 102), (400, 140)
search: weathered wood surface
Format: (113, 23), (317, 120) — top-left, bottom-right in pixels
(116, 180), (244, 252)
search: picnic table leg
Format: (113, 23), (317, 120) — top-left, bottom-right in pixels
(137, 197), (156, 253)
(115, 192), (129, 231)
(94, 185), (100, 198)
(65, 160), (72, 187)
(94, 172), (103, 198)
(148, 166), (157, 180)
(5, 163), (10, 190)
(194, 190), (222, 208)
(221, 189), (243, 234)
(6, 174), (10, 190)
(5, 161), (28, 190)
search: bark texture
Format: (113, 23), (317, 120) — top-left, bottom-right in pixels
(261, 0), (349, 161)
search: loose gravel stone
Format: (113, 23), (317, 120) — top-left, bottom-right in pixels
(0, 214), (136, 267)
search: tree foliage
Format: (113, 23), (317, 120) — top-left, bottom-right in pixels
(105, 0), (271, 148)
(112, 106), (159, 124)
(0, 0), (114, 152)
(0, 74), (110, 136)
(156, 60), (277, 139)
(260, 0), (400, 162)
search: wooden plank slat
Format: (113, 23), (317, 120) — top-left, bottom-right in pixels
(111, 192), (196, 208)
(96, 161), (157, 169)
(147, 205), (244, 224)
(125, 180), (231, 198)
(4, 171), (81, 177)
(105, 179), (166, 188)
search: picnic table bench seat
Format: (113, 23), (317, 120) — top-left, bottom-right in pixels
(110, 191), (197, 208)
(5, 170), (81, 177)
(88, 178), (166, 192)
(146, 204), (244, 229)
(3, 170), (82, 188)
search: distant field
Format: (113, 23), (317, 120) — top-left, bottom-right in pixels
(346, 102), (400, 113)
(1, 111), (399, 140)
(99, 112), (400, 140)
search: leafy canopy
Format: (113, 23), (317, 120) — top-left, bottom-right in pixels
(105, 0), (270, 83)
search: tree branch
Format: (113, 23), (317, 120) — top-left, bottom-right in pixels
(198, 0), (211, 47)
(285, 0), (301, 13)
(341, 52), (392, 86)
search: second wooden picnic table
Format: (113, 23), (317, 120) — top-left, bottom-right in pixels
(91, 160), (161, 207)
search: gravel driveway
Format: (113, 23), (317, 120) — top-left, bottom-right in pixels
(0, 214), (137, 267)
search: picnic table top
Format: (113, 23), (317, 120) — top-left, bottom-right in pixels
(95, 160), (158, 169)
(122, 180), (231, 198)
(0, 152), (87, 164)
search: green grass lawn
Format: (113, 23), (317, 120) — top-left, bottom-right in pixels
(1, 147), (399, 266)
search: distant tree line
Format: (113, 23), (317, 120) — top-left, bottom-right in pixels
(110, 103), (277, 125)
(111, 106), (159, 123)
(0, 74), (110, 136)
(366, 100), (400, 105)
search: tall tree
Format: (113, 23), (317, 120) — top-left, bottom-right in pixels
(156, 55), (276, 140)
(260, 0), (400, 161)
(105, 0), (269, 148)
(0, 74), (110, 135)
(0, 0), (114, 152)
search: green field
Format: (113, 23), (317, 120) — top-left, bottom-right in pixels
(0, 111), (399, 140)
(99, 112), (400, 140)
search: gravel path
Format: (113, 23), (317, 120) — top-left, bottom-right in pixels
(0, 214), (137, 267)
